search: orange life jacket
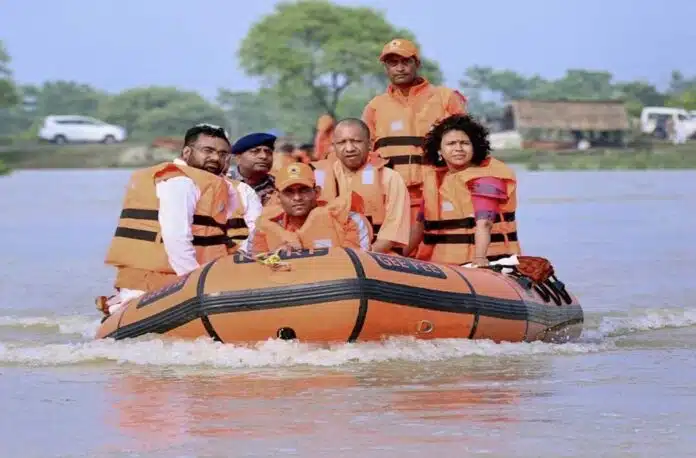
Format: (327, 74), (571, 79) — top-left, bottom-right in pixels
(223, 177), (248, 254)
(312, 157), (387, 239)
(419, 157), (520, 265)
(270, 153), (297, 177)
(369, 81), (456, 187)
(314, 114), (335, 161)
(105, 162), (229, 276)
(258, 197), (371, 251)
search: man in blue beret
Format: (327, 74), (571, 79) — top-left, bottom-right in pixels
(227, 132), (278, 206)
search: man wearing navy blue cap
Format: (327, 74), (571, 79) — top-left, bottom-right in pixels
(227, 132), (278, 206)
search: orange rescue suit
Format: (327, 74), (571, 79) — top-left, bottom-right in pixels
(366, 81), (464, 188)
(270, 153), (297, 177)
(313, 114), (335, 161)
(254, 196), (372, 252)
(419, 157), (521, 265)
(312, 158), (387, 242)
(105, 162), (229, 291)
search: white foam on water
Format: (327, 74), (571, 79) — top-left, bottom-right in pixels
(0, 315), (100, 338)
(0, 335), (611, 368)
(0, 306), (693, 368)
(580, 307), (696, 341)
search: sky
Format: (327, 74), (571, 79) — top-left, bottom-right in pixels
(2, 0), (695, 101)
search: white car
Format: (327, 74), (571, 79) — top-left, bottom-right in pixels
(640, 107), (696, 139)
(38, 115), (127, 144)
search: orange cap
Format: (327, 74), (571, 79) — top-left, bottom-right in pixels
(275, 162), (315, 191)
(379, 38), (419, 61)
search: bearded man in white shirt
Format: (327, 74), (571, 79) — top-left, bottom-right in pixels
(97, 124), (261, 315)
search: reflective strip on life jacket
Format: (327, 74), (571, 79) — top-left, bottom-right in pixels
(115, 208), (230, 247)
(423, 211), (516, 231)
(225, 217), (248, 242)
(373, 136), (424, 149)
(423, 231), (519, 246)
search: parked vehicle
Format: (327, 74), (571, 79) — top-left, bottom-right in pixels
(38, 115), (127, 144)
(640, 107), (696, 139)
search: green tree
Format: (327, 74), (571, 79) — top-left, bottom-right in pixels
(100, 87), (224, 138)
(615, 81), (668, 117)
(460, 66), (542, 102)
(460, 90), (504, 119)
(667, 70), (696, 95)
(460, 65), (672, 119)
(262, 82), (326, 140)
(0, 40), (19, 108)
(137, 98), (227, 137)
(30, 80), (107, 118)
(217, 89), (281, 138)
(237, 0), (443, 119)
(667, 86), (696, 110)
(1, 81), (106, 138)
(461, 66), (619, 102)
(529, 70), (616, 100)
(0, 85), (38, 137)
(665, 70), (696, 110)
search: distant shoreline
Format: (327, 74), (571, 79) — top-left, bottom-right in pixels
(1, 142), (695, 172)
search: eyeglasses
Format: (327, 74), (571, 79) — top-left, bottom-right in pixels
(192, 145), (230, 159)
(195, 123), (230, 141)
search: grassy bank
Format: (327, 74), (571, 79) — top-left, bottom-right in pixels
(0, 142), (178, 169)
(497, 143), (696, 171)
(0, 159), (10, 176)
(1, 140), (695, 172)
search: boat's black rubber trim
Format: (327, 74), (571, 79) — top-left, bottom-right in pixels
(197, 259), (223, 342)
(343, 248), (368, 343)
(106, 278), (584, 341)
(447, 266), (480, 339)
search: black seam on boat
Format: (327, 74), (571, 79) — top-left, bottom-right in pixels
(107, 297), (200, 340)
(447, 266), (480, 339)
(106, 278), (583, 340)
(197, 259), (223, 342)
(343, 248), (368, 343)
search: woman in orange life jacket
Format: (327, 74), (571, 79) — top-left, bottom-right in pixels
(405, 114), (521, 267)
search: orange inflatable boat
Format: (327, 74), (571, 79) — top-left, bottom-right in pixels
(95, 248), (583, 344)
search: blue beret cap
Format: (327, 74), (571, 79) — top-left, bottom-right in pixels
(231, 132), (277, 155)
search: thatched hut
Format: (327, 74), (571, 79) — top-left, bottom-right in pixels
(501, 100), (631, 150)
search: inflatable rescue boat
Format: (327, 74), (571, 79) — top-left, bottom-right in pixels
(95, 248), (584, 344)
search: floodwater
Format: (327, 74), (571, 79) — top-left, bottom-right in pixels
(1, 168), (695, 458)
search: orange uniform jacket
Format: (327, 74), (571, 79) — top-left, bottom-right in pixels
(311, 157), (411, 249)
(250, 195), (373, 253)
(363, 78), (467, 221)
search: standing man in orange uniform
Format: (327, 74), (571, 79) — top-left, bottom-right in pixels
(362, 38), (468, 233)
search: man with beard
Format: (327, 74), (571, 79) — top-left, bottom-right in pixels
(227, 132), (279, 206)
(98, 124), (234, 315)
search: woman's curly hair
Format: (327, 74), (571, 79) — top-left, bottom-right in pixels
(423, 114), (492, 167)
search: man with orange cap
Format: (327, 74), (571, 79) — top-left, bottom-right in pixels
(362, 38), (467, 234)
(250, 162), (373, 253)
